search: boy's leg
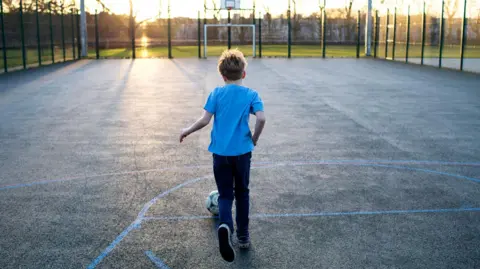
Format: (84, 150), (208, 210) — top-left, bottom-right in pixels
(213, 154), (235, 262)
(233, 152), (251, 245)
(213, 154), (235, 234)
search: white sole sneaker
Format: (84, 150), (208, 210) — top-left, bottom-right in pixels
(218, 224), (235, 262)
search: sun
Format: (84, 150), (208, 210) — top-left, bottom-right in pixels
(93, 0), (161, 21)
(134, 0), (161, 21)
(141, 36), (149, 47)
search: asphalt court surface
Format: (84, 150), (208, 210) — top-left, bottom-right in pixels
(0, 58), (479, 268)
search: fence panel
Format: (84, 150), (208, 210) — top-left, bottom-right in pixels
(393, 6), (408, 61)
(170, 0), (203, 58)
(291, 1), (322, 57)
(465, 0), (480, 72)
(3, 1), (22, 70)
(423, 1), (442, 67)
(377, 8), (387, 59)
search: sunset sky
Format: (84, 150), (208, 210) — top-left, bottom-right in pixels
(85, 0), (369, 20)
(83, 0), (476, 20)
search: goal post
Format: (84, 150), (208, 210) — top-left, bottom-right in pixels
(204, 24), (256, 59)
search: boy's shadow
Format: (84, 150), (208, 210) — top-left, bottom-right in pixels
(236, 246), (255, 268)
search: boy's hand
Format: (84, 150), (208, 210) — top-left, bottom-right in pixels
(252, 111), (266, 147)
(179, 111), (213, 144)
(179, 128), (189, 143)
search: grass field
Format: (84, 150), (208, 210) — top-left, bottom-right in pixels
(90, 45), (362, 59)
(93, 44), (480, 59)
(0, 47), (75, 71)
(1, 44), (480, 71)
(377, 44), (480, 59)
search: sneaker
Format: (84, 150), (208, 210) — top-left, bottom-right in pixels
(218, 224), (235, 262)
(237, 237), (250, 249)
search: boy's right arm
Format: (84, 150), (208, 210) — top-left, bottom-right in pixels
(252, 111), (266, 146)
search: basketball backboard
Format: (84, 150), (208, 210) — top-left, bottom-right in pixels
(220, 0), (241, 10)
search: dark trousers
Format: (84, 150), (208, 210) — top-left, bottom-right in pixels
(213, 152), (251, 240)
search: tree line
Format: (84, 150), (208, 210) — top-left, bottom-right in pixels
(1, 0), (478, 48)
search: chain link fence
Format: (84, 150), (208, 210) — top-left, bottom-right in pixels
(72, 0), (369, 59)
(374, 0), (480, 72)
(1, 0), (79, 72)
(1, 0), (479, 73)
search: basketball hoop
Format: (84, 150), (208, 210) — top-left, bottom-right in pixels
(225, 0), (236, 10)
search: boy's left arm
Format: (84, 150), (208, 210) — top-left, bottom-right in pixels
(179, 110), (213, 143)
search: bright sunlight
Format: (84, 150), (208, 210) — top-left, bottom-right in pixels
(85, 0), (371, 20)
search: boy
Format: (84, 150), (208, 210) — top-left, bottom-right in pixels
(179, 49), (266, 262)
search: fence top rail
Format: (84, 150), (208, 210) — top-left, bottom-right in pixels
(205, 24), (256, 27)
(204, 8), (255, 11)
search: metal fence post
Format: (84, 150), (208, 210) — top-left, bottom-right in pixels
(374, 10), (378, 58)
(95, 10), (99, 59)
(0, 0), (7, 72)
(228, 10), (231, 50)
(131, 12), (135, 59)
(259, 12), (262, 58)
(392, 7), (397, 60)
(80, 0), (87, 57)
(71, 8), (75, 59)
(197, 11), (201, 59)
(385, 9), (389, 59)
(439, 0), (445, 68)
(203, 1), (206, 58)
(421, 1), (426, 65)
(406, 5), (410, 63)
(287, 4), (291, 58)
(61, 5), (66, 62)
(36, 0), (41, 65)
(49, 2), (54, 63)
(319, 6), (322, 52)
(253, 3), (256, 55)
(356, 10), (360, 58)
(203, 0), (207, 25)
(322, 8), (326, 58)
(77, 10), (81, 59)
(20, 0), (27, 69)
(365, 0), (373, 56)
(253, 1), (256, 25)
(168, 1), (172, 59)
(460, 0), (467, 71)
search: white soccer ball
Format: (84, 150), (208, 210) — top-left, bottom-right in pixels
(205, 190), (219, 215)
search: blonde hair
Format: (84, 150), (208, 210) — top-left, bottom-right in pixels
(218, 49), (247, 81)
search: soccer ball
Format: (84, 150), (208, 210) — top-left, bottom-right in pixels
(205, 190), (219, 215)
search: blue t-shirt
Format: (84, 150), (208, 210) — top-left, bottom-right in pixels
(204, 84), (264, 156)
